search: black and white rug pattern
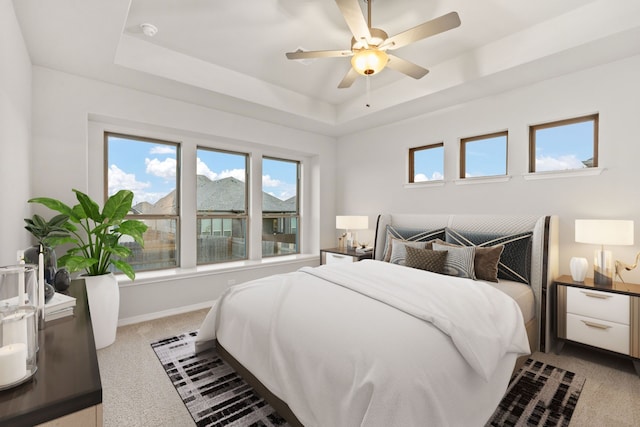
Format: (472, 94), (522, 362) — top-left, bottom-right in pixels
(486, 358), (586, 427)
(151, 331), (289, 427)
(152, 332), (584, 427)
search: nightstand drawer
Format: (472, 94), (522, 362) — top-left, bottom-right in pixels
(567, 286), (629, 324)
(324, 252), (355, 264)
(566, 313), (630, 355)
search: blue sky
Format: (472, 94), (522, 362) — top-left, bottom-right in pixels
(107, 136), (297, 205)
(413, 120), (594, 180)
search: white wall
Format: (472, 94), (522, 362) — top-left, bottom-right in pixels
(30, 66), (337, 322)
(0, 0), (32, 265)
(337, 55), (640, 283)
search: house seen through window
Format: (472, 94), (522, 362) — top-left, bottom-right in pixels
(262, 157), (300, 257)
(106, 133), (179, 272)
(196, 148), (248, 264)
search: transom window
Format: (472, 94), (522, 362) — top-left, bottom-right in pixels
(409, 143), (444, 183)
(196, 148), (249, 264)
(262, 157), (300, 257)
(460, 131), (508, 178)
(105, 132), (180, 271)
(529, 114), (598, 173)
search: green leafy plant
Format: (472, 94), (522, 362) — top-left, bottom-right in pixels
(23, 213), (71, 248)
(28, 189), (148, 280)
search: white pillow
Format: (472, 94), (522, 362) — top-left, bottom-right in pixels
(390, 240), (427, 265)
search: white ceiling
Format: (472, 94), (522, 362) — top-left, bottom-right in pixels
(12, 0), (640, 136)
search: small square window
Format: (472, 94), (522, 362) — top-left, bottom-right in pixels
(529, 114), (598, 172)
(460, 131), (508, 178)
(409, 143), (444, 183)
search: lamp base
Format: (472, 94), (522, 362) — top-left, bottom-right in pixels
(594, 249), (613, 286)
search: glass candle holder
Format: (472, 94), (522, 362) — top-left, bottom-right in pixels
(0, 265), (39, 390)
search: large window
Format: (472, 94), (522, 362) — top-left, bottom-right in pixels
(529, 114), (598, 172)
(196, 148), (248, 264)
(409, 143), (444, 183)
(460, 131), (508, 178)
(106, 133), (179, 271)
(262, 157), (300, 257)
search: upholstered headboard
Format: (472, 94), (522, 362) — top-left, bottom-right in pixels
(374, 214), (559, 353)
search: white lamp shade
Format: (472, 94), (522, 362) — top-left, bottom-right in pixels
(575, 219), (634, 245)
(336, 216), (369, 230)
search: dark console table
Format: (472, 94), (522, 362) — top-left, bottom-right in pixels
(0, 279), (103, 426)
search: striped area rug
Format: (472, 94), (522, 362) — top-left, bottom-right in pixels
(151, 331), (289, 427)
(485, 358), (586, 427)
(152, 332), (585, 427)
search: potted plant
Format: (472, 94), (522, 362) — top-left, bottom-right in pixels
(28, 189), (148, 349)
(23, 213), (69, 278)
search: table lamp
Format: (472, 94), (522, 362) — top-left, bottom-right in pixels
(336, 216), (368, 249)
(575, 219), (634, 286)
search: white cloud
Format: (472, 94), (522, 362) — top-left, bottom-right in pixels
(149, 145), (176, 155)
(108, 164), (150, 194)
(219, 169), (246, 181)
(262, 175), (282, 187)
(414, 171), (443, 182)
(145, 157), (177, 179)
(196, 158), (217, 181)
(536, 155), (586, 172)
(108, 164), (166, 205)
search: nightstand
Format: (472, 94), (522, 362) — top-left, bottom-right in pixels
(555, 275), (640, 375)
(320, 247), (373, 265)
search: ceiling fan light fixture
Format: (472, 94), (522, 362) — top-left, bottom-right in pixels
(351, 48), (388, 76)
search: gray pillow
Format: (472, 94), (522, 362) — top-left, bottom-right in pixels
(433, 243), (476, 279)
(390, 240), (427, 265)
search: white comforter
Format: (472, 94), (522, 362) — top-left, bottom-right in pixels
(196, 260), (530, 427)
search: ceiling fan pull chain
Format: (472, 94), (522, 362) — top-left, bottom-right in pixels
(365, 75), (371, 108)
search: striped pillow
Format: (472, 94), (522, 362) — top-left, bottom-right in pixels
(433, 243), (476, 279)
(390, 240), (428, 265)
(382, 225), (445, 262)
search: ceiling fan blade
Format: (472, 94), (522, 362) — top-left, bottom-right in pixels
(335, 0), (371, 43)
(386, 54), (429, 79)
(338, 67), (360, 89)
(382, 12), (461, 51)
(286, 49), (352, 60)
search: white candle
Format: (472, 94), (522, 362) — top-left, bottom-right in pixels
(0, 343), (27, 386)
(2, 312), (28, 347)
(38, 246), (44, 319)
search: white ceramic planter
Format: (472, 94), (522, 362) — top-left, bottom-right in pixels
(569, 257), (588, 282)
(83, 273), (119, 349)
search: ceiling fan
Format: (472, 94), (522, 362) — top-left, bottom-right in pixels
(285, 0), (461, 88)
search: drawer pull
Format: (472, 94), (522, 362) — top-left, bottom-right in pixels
(580, 291), (611, 299)
(330, 254), (345, 258)
(581, 320), (611, 330)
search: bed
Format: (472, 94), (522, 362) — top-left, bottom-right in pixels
(195, 214), (558, 426)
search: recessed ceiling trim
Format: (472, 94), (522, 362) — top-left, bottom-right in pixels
(114, 34), (338, 125)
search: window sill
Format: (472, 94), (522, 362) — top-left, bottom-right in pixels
(523, 167), (605, 180)
(454, 175), (511, 185)
(403, 181), (445, 189)
(116, 253), (318, 288)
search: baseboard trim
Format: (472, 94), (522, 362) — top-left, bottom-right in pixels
(117, 300), (215, 327)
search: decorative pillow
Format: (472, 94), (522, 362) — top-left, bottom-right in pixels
(382, 225), (445, 262)
(445, 228), (533, 284)
(432, 243), (476, 279)
(389, 240), (427, 265)
(434, 239), (504, 282)
(405, 246), (448, 274)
